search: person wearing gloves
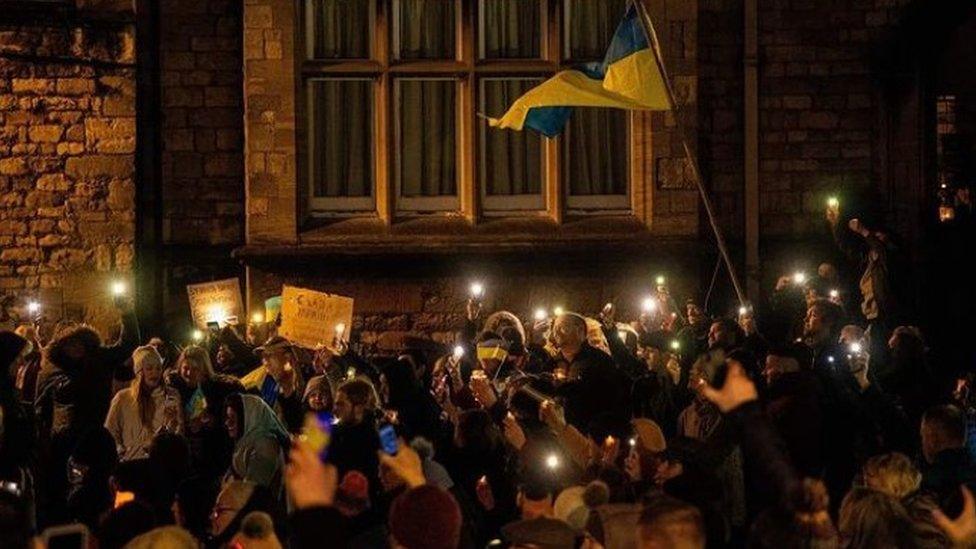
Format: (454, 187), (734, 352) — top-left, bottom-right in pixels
(105, 345), (184, 461)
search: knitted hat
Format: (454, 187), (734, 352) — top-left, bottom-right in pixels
(336, 470), (370, 514)
(631, 418), (667, 453)
(132, 345), (163, 378)
(389, 485), (462, 549)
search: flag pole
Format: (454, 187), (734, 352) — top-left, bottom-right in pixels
(632, 0), (748, 306)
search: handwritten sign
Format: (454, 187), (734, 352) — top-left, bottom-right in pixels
(187, 278), (244, 329)
(279, 285), (354, 349)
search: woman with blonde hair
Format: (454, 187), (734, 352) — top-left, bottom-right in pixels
(861, 452), (948, 547)
(166, 344), (243, 478)
(105, 346), (183, 461)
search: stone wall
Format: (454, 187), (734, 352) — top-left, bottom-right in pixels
(159, 0), (244, 246)
(0, 15), (136, 331)
(154, 0), (246, 338)
(701, 0), (915, 242)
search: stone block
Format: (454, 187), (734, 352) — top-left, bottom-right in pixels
(29, 125), (65, 143)
(86, 118), (136, 153)
(66, 155), (135, 178)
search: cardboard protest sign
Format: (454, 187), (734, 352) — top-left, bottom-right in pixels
(186, 278), (244, 329)
(279, 285), (354, 349)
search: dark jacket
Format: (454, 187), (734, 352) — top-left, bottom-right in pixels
(34, 311), (140, 441)
(289, 506), (348, 548)
(559, 343), (631, 432)
(764, 370), (825, 478)
(921, 447), (976, 510)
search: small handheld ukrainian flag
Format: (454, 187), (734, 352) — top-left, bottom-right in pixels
(488, 1), (671, 138)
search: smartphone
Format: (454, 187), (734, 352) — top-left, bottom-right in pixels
(206, 321), (220, 331)
(43, 524), (89, 549)
(378, 424), (399, 455)
(302, 411), (334, 461)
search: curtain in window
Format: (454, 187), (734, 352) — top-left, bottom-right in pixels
(397, 0), (455, 59)
(483, 80), (542, 195)
(566, 0), (628, 60)
(565, 109), (628, 196)
(399, 80), (456, 197)
(481, 0), (540, 58)
(311, 0), (370, 59)
(312, 80), (372, 197)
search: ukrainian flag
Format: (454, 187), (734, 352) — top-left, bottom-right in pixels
(488, 1), (671, 137)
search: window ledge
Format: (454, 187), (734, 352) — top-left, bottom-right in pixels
(234, 215), (689, 261)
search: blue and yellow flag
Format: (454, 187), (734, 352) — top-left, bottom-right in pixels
(488, 2), (671, 137)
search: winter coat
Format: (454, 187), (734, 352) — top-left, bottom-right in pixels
(104, 385), (184, 461)
(34, 311), (140, 441)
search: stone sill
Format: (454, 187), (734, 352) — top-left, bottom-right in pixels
(235, 215), (695, 262)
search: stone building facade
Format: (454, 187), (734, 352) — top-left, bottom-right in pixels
(1, 0), (972, 351)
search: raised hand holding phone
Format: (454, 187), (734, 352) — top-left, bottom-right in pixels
(378, 438), (425, 488)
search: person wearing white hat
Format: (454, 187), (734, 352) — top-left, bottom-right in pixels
(105, 345), (184, 461)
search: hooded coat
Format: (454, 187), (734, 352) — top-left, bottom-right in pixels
(226, 394), (291, 502)
(34, 311), (141, 441)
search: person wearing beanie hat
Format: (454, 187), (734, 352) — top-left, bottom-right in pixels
(554, 481), (610, 532)
(105, 345), (184, 461)
(389, 485), (462, 549)
(228, 511), (283, 549)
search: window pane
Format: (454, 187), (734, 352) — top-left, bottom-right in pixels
(565, 0), (628, 60)
(564, 109), (628, 196)
(311, 80), (373, 198)
(482, 80), (542, 196)
(309, 0), (370, 59)
(398, 80), (456, 197)
(480, 0), (541, 59)
(395, 0), (456, 60)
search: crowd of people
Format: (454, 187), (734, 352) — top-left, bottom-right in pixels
(3, 207), (976, 548)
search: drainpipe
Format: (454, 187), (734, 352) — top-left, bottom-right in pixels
(744, 0), (760, 303)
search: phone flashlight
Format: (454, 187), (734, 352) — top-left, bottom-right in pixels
(829, 289), (840, 299)
(470, 282), (485, 299)
(670, 340), (681, 351)
(655, 275), (666, 286)
(641, 297), (657, 313)
(545, 454), (560, 470)
(334, 323), (346, 338)
(251, 312), (264, 323)
(617, 330), (628, 342)
(27, 301), (40, 315)
(827, 196), (839, 208)
(191, 329), (203, 342)
(848, 342), (862, 355)
(111, 280), (126, 296)
(792, 271), (807, 285)
(452, 345), (465, 361)
(533, 308), (547, 321)
(553, 306), (564, 316)
(738, 305), (749, 317)
(628, 437), (637, 447)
